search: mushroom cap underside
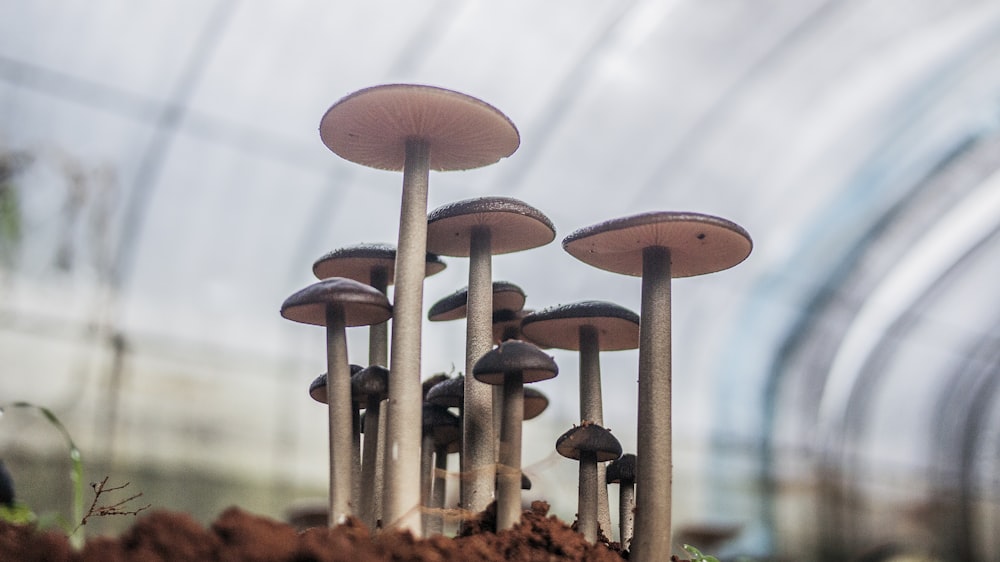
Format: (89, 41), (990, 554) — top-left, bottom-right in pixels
(555, 423), (622, 462)
(313, 242), (446, 282)
(426, 197), (555, 256)
(428, 281), (526, 321)
(281, 277), (392, 327)
(472, 340), (558, 385)
(562, 211), (752, 278)
(520, 300), (639, 351)
(319, 84), (519, 171)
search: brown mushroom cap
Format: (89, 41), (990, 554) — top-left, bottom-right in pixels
(425, 375), (465, 409)
(520, 301), (640, 351)
(606, 453), (637, 485)
(309, 365), (364, 404)
(319, 84), (520, 172)
(280, 277), (392, 327)
(562, 211), (752, 278)
(312, 242), (446, 283)
(427, 281), (526, 322)
(351, 365), (390, 402)
(523, 387), (549, 421)
(426, 197), (555, 256)
(555, 423), (622, 462)
(472, 340), (558, 385)
(422, 403), (461, 453)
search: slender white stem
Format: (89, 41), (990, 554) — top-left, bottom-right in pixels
(578, 451), (598, 543)
(360, 397), (381, 528)
(620, 484), (635, 550)
(462, 226), (495, 514)
(383, 138), (430, 534)
(429, 446), (449, 536)
(632, 246), (672, 557)
(496, 372), (524, 531)
(579, 326), (612, 538)
(325, 305), (354, 526)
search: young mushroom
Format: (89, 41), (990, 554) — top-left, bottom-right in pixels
(351, 365), (390, 529)
(555, 422), (623, 544)
(520, 300), (639, 537)
(281, 278), (392, 526)
(320, 84), (518, 533)
(308, 365), (365, 515)
(472, 339), (558, 531)
(563, 211), (752, 557)
(606, 453), (637, 549)
(427, 197), (555, 515)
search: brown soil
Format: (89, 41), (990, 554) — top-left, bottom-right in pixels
(0, 501), (693, 561)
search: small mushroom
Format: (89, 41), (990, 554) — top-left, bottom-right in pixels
(308, 365), (365, 509)
(320, 84), (518, 534)
(425, 375), (465, 410)
(606, 453), (637, 549)
(421, 404), (461, 536)
(492, 308), (534, 344)
(521, 300), (639, 536)
(556, 422), (622, 544)
(563, 211), (751, 557)
(352, 365), (390, 529)
(473, 340), (558, 531)
(281, 277), (392, 526)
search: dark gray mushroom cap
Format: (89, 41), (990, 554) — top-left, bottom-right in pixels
(281, 277), (392, 327)
(472, 340), (558, 385)
(422, 403), (461, 453)
(425, 375), (465, 409)
(319, 84), (520, 172)
(562, 211), (752, 278)
(606, 453), (637, 485)
(428, 281), (526, 321)
(523, 387), (549, 421)
(426, 197), (556, 257)
(555, 423), (622, 462)
(351, 365), (390, 402)
(309, 364), (364, 404)
(312, 242), (446, 283)
(520, 301), (639, 351)
(422, 373), (451, 400)
(493, 308), (531, 344)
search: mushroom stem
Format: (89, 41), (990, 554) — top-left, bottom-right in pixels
(620, 482), (636, 550)
(578, 450), (598, 543)
(360, 395), (381, 529)
(462, 226), (495, 514)
(325, 305), (355, 526)
(384, 138), (430, 534)
(632, 246), (672, 556)
(428, 444), (449, 535)
(496, 371), (524, 531)
(420, 432), (435, 536)
(369, 266), (390, 366)
(578, 325), (612, 539)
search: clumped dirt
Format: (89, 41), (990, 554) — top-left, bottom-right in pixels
(0, 501), (694, 561)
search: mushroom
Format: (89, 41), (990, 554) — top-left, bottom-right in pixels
(427, 281), (527, 322)
(307, 365), (365, 512)
(472, 340), (558, 531)
(563, 211), (752, 557)
(313, 242), (445, 366)
(319, 84), (518, 533)
(522, 387), (549, 421)
(420, 403), (461, 536)
(426, 374), (548, 421)
(281, 277), (392, 526)
(606, 453), (637, 549)
(520, 300), (639, 536)
(555, 422), (623, 543)
(427, 197), (555, 515)
(351, 365), (390, 529)
(492, 308), (534, 344)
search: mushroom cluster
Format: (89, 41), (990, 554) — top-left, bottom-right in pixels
(279, 83), (752, 558)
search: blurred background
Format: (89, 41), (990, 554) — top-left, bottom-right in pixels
(2, 1), (1000, 560)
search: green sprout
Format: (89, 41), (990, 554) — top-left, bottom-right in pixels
(683, 544), (721, 562)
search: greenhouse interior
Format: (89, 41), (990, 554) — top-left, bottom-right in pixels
(2, 1), (1000, 560)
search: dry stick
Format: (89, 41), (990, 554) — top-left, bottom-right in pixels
(365, 266), (389, 529)
(462, 226), (494, 514)
(578, 325), (613, 538)
(632, 247), (672, 556)
(383, 138), (430, 534)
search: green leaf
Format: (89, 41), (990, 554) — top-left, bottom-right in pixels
(683, 544), (721, 562)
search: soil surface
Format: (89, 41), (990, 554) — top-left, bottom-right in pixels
(0, 501), (693, 561)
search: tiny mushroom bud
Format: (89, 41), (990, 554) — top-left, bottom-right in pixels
(606, 453), (637, 550)
(556, 422), (623, 544)
(473, 340), (558, 531)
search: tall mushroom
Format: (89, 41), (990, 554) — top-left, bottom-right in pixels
(472, 340), (558, 531)
(562, 211), (751, 557)
(281, 278), (392, 525)
(351, 365), (390, 529)
(606, 453), (637, 549)
(319, 84), (519, 533)
(555, 422), (623, 543)
(427, 197), (555, 515)
(520, 300), (639, 536)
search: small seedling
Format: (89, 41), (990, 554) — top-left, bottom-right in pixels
(683, 544), (721, 562)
